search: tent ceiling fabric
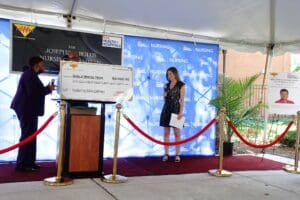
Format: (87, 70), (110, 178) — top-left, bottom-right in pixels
(0, 0), (300, 53)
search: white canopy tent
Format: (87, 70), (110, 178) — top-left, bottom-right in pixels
(0, 0), (298, 161)
(0, 0), (300, 54)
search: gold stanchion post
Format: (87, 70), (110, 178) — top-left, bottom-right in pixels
(44, 100), (73, 186)
(208, 108), (232, 177)
(283, 111), (300, 174)
(102, 103), (128, 183)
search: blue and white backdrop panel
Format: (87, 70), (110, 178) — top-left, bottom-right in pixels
(104, 36), (219, 157)
(1, 18), (219, 160)
(0, 19), (59, 161)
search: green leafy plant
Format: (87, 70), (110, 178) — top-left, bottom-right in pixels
(280, 130), (296, 147)
(210, 74), (266, 143)
(293, 64), (300, 72)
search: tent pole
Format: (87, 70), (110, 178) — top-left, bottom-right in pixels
(262, 44), (274, 144)
(261, 0), (276, 91)
(70, 0), (78, 17)
(261, 0), (276, 144)
(222, 49), (227, 81)
(221, 48), (227, 95)
(63, 0), (78, 28)
(261, 44), (274, 93)
(221, 49), (227, 98)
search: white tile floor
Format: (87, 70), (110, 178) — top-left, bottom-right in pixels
(0, 154), (299, 200)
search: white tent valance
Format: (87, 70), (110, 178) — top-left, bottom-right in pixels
(1, 0), (300, 54)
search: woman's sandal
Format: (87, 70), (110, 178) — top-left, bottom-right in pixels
(162, 154), (169, 162)
(175, 155), (181, 163)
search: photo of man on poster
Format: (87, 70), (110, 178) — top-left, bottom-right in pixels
(274, 88), (295, 104)
(268, 72), (300, 115)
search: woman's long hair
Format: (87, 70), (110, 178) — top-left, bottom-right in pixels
(166, 67), (181, 82)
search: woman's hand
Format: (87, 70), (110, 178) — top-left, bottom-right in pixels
(177, 114), (183, 120)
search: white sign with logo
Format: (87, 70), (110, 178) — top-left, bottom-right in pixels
(268, 72), (300, 115)
(60, 61), (133, 102)
(102, 35), (122, 48)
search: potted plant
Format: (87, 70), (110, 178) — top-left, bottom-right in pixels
(209, 74), (265, 156)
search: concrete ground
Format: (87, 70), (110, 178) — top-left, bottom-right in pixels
(0, 154), (299, 200)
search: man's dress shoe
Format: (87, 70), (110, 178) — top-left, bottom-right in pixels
(15, 167), (36, 172)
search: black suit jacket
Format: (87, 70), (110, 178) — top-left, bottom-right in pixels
(11, 68), (51, 118)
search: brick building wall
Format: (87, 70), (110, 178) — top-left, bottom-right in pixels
(218, 49), (291, 84)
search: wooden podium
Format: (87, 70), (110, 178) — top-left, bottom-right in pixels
(62, 101), (113, 178)
(59, 62), (133, 178)
(68, 114), (100, 172)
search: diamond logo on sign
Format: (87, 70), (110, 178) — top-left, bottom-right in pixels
(70, 63), (78, 69)
(102, 35), (122, 48)
(14, 24), (36, 37)
(270, 72), (278, 76)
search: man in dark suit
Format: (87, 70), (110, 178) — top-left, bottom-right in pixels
(11, 56), (55, 172)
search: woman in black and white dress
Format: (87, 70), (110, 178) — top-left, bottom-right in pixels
(159, 67), (185, 162)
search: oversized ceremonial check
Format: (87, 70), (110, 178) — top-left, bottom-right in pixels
(60, 61), (133, 102)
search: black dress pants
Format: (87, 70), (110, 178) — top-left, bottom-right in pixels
(16, 114), (38, 169)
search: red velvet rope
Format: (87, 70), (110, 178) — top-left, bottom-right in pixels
(227, 120), (294, 149)
(124, 115), (217, 146)
(0, 112), (58, 154)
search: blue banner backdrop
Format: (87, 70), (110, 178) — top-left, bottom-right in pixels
(104, 36), (219, 157)
(1, 17), (219, 159)
(0, 19), (59, 161)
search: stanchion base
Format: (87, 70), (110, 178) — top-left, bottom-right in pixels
(101, 174), (128, 183)
(44, 177), (73, 186)
(283, 165), (300, 174)
(208, 169), (232, 177)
